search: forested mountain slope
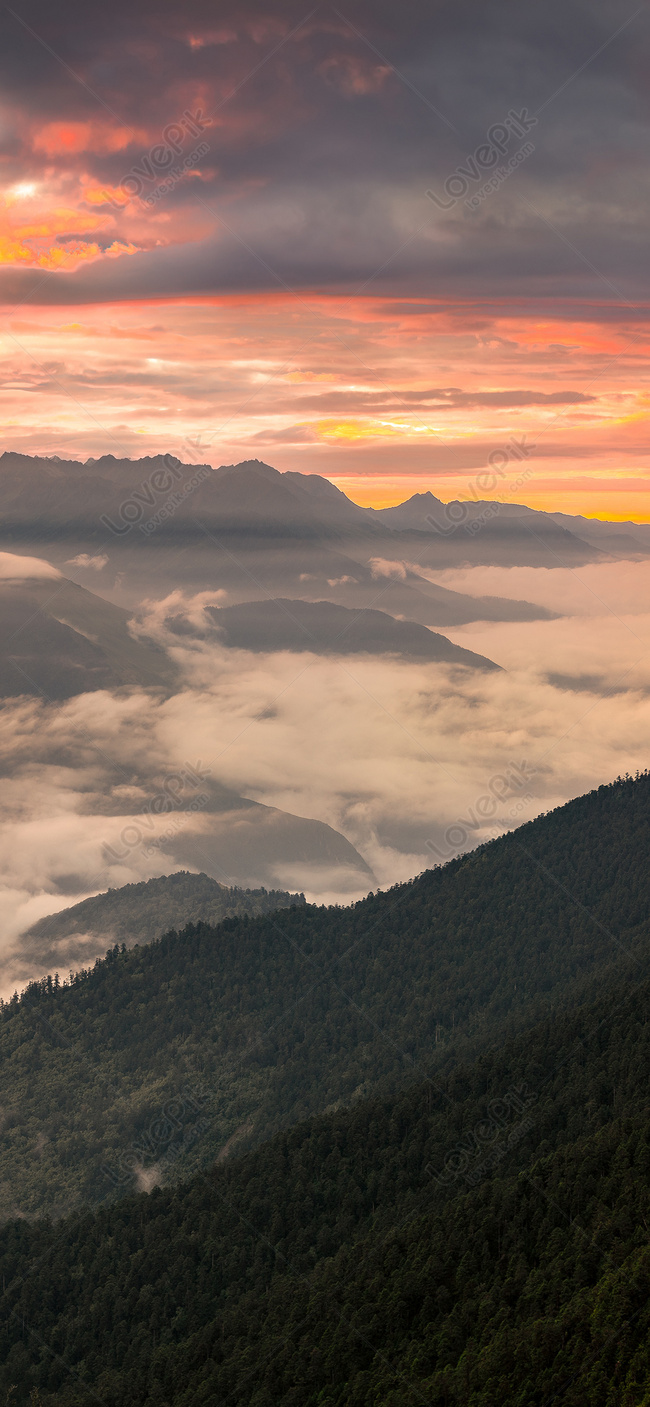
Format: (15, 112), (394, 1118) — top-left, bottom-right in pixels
(3, 946), (650, 1404)
(1, 773), (649, 1220)
(24, 871), (305, 956)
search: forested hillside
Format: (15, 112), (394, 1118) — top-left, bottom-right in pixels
(0, 773), (649, 1220)
(3, 949), (650, 1404)
(25, 871), (305, 950)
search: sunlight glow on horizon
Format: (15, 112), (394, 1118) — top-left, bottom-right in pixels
(0, 290), (649, 523)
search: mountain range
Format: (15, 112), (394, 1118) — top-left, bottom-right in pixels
(7, 453), (637, 694)
(371, 487), (650, 555)
(0, 556), (500, 701)
(2, 451), (631, 688)
(3, 451), (645, 560)
(0, 454), (636, 624)
(2, 452), (646, 917)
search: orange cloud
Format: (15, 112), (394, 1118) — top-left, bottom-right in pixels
(284, 371), (336, 384)
(313, 419), (395, 441)
(0, 236), (33, 266)
(2, 292), (649, 525)
(14, 207), (109, 239)
(83, 184), (131, 208)
(0, 195), (133, 270)
(312, 417), (436, 441)
(32, 122), (144, 156)
(0, 235), (138, 270)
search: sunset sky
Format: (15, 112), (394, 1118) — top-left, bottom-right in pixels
(1, 0), (649, 517)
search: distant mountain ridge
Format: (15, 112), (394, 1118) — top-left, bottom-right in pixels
(183, 597), (502, 670)
(0, 453), (634, 576)
(24, 871), (306, 961)
(0, 571), (177, 698)
(0, 454), (604, 634)
(370, 488), (650, 555)
(0, 453), (379, 539)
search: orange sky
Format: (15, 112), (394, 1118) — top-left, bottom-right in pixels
(1, 291), (650, 519)
(1, 3), (650, 522)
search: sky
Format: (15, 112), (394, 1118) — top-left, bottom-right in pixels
(0, 0), (649, 516)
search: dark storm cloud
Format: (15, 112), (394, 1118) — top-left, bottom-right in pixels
(0, 0), (648, 301)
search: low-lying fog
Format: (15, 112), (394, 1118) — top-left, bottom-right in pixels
(1, 556), (648, 995)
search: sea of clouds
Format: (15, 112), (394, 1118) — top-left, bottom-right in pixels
(0, 555), (648, 996)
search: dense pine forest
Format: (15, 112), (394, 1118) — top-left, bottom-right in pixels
(3, 925), (650, 1403)
(1, 774), (650, 1403)
(1, 773), (649, 1219)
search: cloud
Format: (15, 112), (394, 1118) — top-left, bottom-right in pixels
(0, 0), (647, 304)
(369, 558), (408, 581)
(425, 560), (650, 620)
(65, 554), (109, 571)
(0, 292), (646, 527)
(0, 551), (61, 580)
(32, 122), (142, 157)
(0, 557), (649, 997)
(317, 53), (392, 96)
